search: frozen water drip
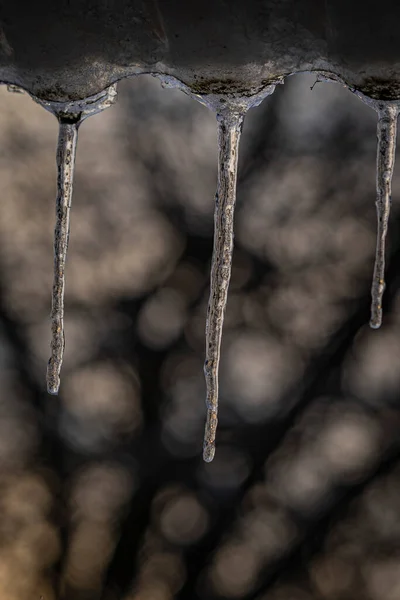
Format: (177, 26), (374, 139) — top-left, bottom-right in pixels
(203, 110), (244, 462)
(350, 89), (400, 329)
(158, 75), (278, 460)
(31, 85), (118, 394)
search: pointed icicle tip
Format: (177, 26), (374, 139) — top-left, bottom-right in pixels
(369, 103), (399, 329)
(202, 109), (245, 462)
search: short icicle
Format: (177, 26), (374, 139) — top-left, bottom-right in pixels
(203, 110), (244, 462)
(370, 104), (399, 329)
(47, 118), (79, 394)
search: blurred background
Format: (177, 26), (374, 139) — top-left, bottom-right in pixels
(0, 72), (400, 600)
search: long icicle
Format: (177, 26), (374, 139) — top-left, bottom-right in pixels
(30, 84), (117, 395)
(47, 118), (80, 394)
(203, 110), (244, 462)
(370, 105), (399, 329)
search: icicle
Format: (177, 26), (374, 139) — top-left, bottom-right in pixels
(156, 75), (278, 461)
(370, 105), (399, 329)
(30, 84), (118, 394)
(346, 88), (400, 330)
(203, 110), (244, 462)
(47, 117), (79, 394)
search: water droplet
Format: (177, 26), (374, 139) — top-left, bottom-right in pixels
(30, 85), (118, 395)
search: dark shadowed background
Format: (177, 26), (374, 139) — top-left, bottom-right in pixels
(0, 73), (400, 600)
